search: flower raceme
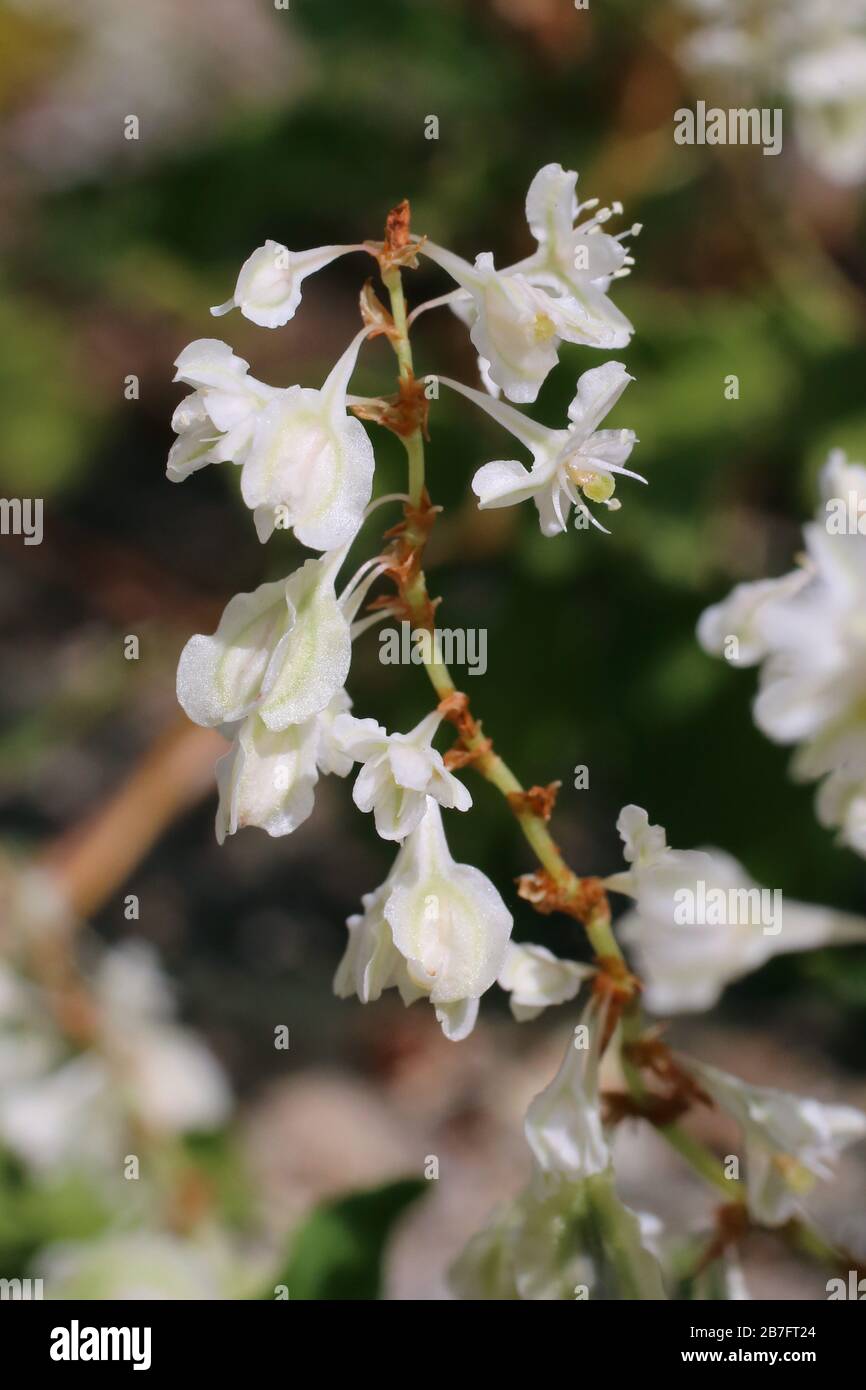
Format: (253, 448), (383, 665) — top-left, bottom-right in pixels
(168, 173), (866, 1301)
(169, 163), (642, 877)
(0, 943), (230, 1175)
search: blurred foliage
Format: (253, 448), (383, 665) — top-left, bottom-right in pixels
(0, 1151), (110, 1278)
(268, 1179), (427, 1300)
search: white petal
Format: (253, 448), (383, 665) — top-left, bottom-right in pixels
(472, 459), (541, 510)
(435, 996), (479, 1041)
(439, 375), (554, 455)
(385, 800), (512, 1004)
(176, 580), (292, 728)
(524, 998), (610, 1178)
(696, 571), (809, 667)
(334, 884), (402, 1004)
(259, 556), (353, 729)
(498, 942), (591, 1021)
(525, 163), (578, 253)
(566, 361), (633, 438)
(173, 339), (254, 393)
(215, 714), (318, 843)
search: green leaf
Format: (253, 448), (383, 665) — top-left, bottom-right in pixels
(265, 1178), (427, 1301)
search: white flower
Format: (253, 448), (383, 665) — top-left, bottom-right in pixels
(215, 690), (353, 844)
(604, 802), (714, 907)
(0, 1054), (116, 1175)
(169, 331), (374, 551)
(210, 238), (364, 328)
(698, 450), (866, 859)
(40, 1229), (263, 1301)
(423, 165), (636, 402)
(498, 942), (592, 1021)
(509, 163), (639, 325)
(167, 338), (276, 483)
(243, 329), (375, 548)
(786, 39), (866, 184)
(423, 255), (628, 407)
(524, 995), (610, 1178)
(816, 767), (866, 856)
(691, 1060), (866, 1226)
(0, 943), (231, 1174)
(94, 943), (231, 1136)
(606, 806), (866, 1013)
(441, 362), (642, 536)
(176, 550), (353, 733)
(450, 1170), (666, 1301)
(334, 709), (471, 841)
(334, 799), (512, 1040)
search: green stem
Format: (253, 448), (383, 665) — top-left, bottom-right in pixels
(658, 1123), (742, 1201)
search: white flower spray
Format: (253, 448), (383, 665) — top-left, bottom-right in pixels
(172, 170), (865, 1299)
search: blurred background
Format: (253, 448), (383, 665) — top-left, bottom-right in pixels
(2, 0), (866, 1299)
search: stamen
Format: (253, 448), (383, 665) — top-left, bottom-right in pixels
(339, 558), (388, 618)
(407, 289), (469, 328)
(363, 492), (410, 520)
(351, 606), (396, 641)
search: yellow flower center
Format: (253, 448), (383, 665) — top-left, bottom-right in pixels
(532, 312), (557, 343)
(565, 464), (616, 505)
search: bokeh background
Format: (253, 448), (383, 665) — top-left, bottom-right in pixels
(1, 0), (866, 1298)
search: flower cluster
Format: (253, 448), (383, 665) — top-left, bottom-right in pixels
(170, 176), (866, 1301)
(698, 451), (866, 860)
(679, 0), (866, 184)
(452, 965), (866, 1298)
(0, 934), (230, 1176)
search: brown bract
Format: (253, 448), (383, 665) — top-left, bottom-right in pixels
(364, 492), (440, 629)
(507, 781), (561, 823)
(371, 198), (427, 272)
(359, 280), (399, 343)
(437, 690), (493, 770)
(516, 866), (608, 924)
(351, 372), (430, 440)
(607, 1032), (714, 1128)
(692, 1203), (751, 1276)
